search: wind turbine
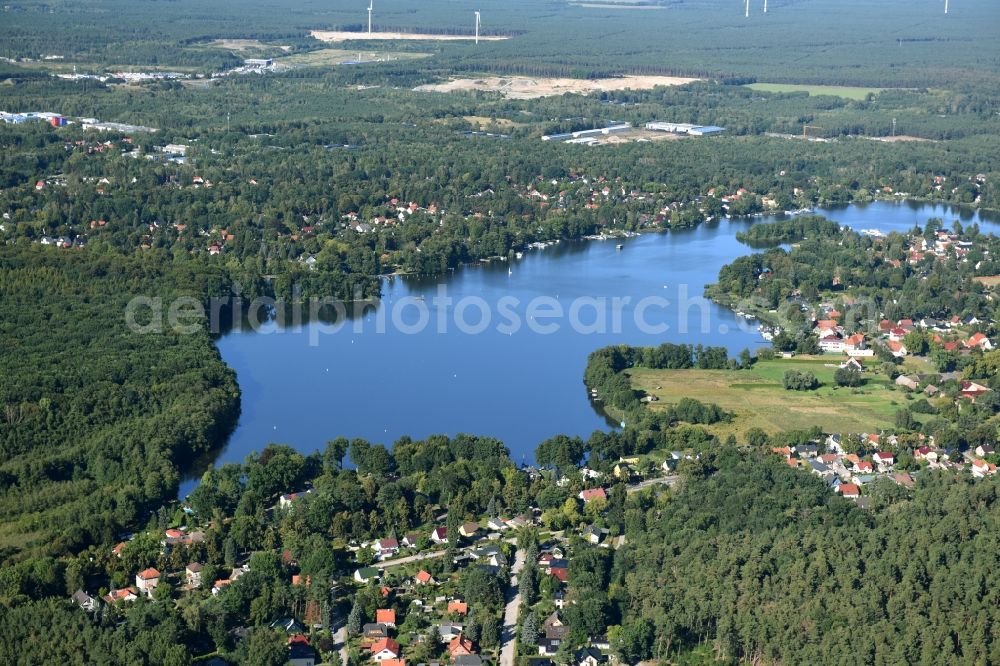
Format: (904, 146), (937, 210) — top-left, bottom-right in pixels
(745, 0), (749, 18)
(763, 0), (767, 13)
(475, 11), (481, 44)
(944, 0), (949, 13)
(367, 0), (373, 36)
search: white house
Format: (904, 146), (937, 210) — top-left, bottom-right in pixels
(135, 568), (160, 596)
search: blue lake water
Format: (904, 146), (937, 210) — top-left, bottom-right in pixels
(178, 201), (998, 495)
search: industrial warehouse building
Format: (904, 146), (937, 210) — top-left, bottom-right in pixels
(542, 123), (632, 142)
(645, 122), (726, 135)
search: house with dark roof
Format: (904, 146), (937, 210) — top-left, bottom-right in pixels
(71, 590), (100, 613)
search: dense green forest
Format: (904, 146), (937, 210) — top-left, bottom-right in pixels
(0, 245), (240, 562)
(611, 450), (1000, 664)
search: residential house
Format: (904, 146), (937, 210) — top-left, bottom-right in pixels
(838, 483), (860, 499)
(430, 527), (448, 544)
(279, 489), (313, 509)
(895, 375), (919, 391)
(438, 623), (464, 643)
(270, 618), (306, 634)
(289, 642), (317, 666)
(402, 533), (422, 548)
(578, 488), (607, 503)
(454, 656), (483, 666)
(960, 381), (992, 402)
(976, 445), (995, 458)
(543, 612), (565, 631)
(459, 523), (479, 538)
(355, 567), (381, 584)
(135, 568), (160, 596)
(612, 462), (635, 480)
(538, 638), (561, 657)
(364, 624), (390, 641)
(818, 335), (845, 353)
(795, 444), (819, 457)
(972, 459), (997, 478)
(415, 570), (436, 586)
(839, 357), (864, 371)
(808, 460), (833, 478)
(854, 460), (874, 474)
(378, 538), (400, 560)
(842, 334), (867, 353)
(447, 600), (469, 616)
(575, 648), (608, 666)
(103, 588), (138, 604)
(71, 590), (100, 613)
(371, 638), (402, 662)
(873, 452), (895, 469)
(448, 637), (476, 658)
(965, 332), (993, 351)
(377, 609), (397, 628)
(915, 446), (938, 463)
(582, 525), (609, 545)
(589, 636), (611, 651)
(486, 517), (507, 532)
(886, 340), (908, 357)
(185, 562), (203, 588)
(212, 579), (232, 595)
(893, 473), (915, 489)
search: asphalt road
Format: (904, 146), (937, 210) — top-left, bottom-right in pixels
(499, 546), (527, 666)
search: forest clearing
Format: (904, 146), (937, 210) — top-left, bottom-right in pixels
(415, 75), (698, 99)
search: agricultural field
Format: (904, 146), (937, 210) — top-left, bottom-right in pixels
(629, 356), (916, 438)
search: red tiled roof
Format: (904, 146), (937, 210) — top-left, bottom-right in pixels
(839, 483), (860, 497)
(371, 638), (400, 656)
(579, 488), (607, 502)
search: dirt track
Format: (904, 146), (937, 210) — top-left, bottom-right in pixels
(415, 75), (698, 99)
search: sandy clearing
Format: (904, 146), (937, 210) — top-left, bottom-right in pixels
(415, 75), (697, 99)
(311, 30), (509, 43)
(867, 135), (934, 143)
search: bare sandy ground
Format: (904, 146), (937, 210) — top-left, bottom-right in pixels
(868, 135), (933, 143)
(415, 75), (698, 99)
(311, 30), (509, 42)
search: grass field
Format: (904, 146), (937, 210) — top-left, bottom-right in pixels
(629, 356), (914, 438)
(745, 83), (887, 100)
